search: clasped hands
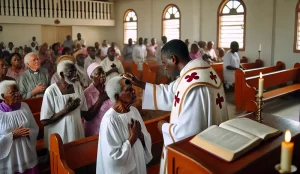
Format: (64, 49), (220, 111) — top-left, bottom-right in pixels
(12, 126), (29, 139)
(65, 97), (81, 113)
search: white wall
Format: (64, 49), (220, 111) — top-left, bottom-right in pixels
(0, 24), (42, 47)
(274, 0), (299, 68)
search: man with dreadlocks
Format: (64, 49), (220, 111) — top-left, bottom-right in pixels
(124, 39), (229, 174)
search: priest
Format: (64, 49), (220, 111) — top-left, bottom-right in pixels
(124, 39), (229, 174)
(96, 76), (152, 174)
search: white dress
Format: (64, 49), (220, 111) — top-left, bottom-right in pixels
(0, 103), (39, 173)
(96, 107), (152, 174)
(40, 82), (88, 149)
(100, 57), (125, 82)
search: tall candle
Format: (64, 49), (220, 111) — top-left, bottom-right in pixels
(280, 130), (294, 172)
(259, 44), (262, 51)
(258, 72), (264, 97)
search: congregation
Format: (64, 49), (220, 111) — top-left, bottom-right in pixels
(0, 32), (249, 174)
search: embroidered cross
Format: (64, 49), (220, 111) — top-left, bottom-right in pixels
(210, 71), (217, 84)
(185, 72), (199, 83)
(174, 91), (180, 107)
(216, 93), (224, 109)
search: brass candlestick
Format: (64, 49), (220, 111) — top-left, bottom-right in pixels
(256, 96), (263, 123)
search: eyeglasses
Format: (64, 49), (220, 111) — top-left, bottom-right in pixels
(93, 74), (106, 79)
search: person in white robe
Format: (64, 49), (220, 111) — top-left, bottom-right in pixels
(96, 76), (152, 174)
(223, 41), (244, 91)
(124, 39), (229, 174)
(74, 49), (89, 88)
(100, 47), (125, 82)
(132, 37), (147, 71)
(40, 60), (88, 149)
(0, 80), (39, 174)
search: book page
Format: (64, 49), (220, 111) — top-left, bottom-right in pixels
(220, 118), (280, 140)
(190, 125), (261, 162)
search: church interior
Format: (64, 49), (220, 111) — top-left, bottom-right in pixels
(0, 0), (300, 173)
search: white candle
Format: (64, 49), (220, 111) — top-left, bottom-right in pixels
(280, 130), (294, 172)
(259, 44), (262, 51)
(258, 72), (264, 97)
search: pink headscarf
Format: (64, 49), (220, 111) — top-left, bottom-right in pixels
(87, 62), (101, 79)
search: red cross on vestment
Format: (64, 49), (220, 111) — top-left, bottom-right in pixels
(216, 93), (224, 109)
(210, 71), (217, 84)
(185, 72), (199, 83)
(174, 91), (180, 107)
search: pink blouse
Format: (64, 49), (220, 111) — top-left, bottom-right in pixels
(83, 83), (114, 137)
(189, 51), (202, 60)
(6, 68), (25, 80)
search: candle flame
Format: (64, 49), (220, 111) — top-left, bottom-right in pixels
(260, 72), (262, 78)
(285, 130), (291, 142)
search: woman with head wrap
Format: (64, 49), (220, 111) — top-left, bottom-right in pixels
(83, 63), (114, 136)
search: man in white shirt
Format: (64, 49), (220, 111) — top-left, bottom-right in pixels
(223, 41), (244, 91)
(84, 47), (101, 85)
(32, 36), (39, 47)
(207, 41), (217, 61)
(100, 47), (124, 82)
(100, 40), (111, 60)
(132, 37), (147, 71)
(73, 33), (86, 48)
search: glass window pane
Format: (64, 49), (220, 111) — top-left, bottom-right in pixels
(236, 5), (244, 13)
(233, 1), (241, 8)
(175, 12), (180, 18)
(222, 6), (230, 14)
(226, 1), (233, 9)
(168, 8), (173, 14)
(133, 16), (137, 21)
(165, 13), (171, 19)
(173, 7), (178, 14)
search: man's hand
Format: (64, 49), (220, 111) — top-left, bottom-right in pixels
(32, 83), (46, 95)
(157, 120), (168, 134)
(111, 67), (119, 73)
(123, 73), (142, 86)
(12, 126), (29, 139)
(65, 97), (81, 113)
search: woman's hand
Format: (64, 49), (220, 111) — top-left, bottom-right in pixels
(12, 126), (29, 139)
(65, 97), (81, 113)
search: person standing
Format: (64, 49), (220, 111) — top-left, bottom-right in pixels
(125, 39), (228, 174)
(123, 38), (134, 62)
(132, 37), (147, 71)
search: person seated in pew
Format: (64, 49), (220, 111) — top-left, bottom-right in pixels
(83, 63), (114, 137)
(6, 53), (25, 80)
(0, 80), (39, 174)
(18, 52), (49, 99)
(124, 39), (229, 174)
(217, 47), (225, 62)
(100, 47), (125, 82)
(223, 41), (245, 92)
(40, 60), (88, 149)
(206, 41), (218, 61)
(0, 58), (15, 82)
(189, 43), (202, 59)
(96, 76), (152, 174)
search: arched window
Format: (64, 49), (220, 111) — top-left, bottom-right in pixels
(123, 10), (138, 44)
(217, 0), (246, 50)
(162, 5), (181, 40)
(294, 1), (300, 52)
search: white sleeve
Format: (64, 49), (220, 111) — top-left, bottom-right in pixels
(40, 89), (56, 121)
(142, 80), (177, 111)
(223, 52), (232, 68)
(132, 47), (138, 63)
(132, 107), (152, 164)
(0, 132), (13, 160)
(161, 86), (210, 146)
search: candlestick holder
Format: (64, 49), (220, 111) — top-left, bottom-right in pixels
(275, 164), (297, 173)
(258, 50), (261, 60)
(254, 95), (263, 123)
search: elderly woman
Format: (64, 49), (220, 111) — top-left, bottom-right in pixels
(40, 60), (88, 149)
(74, 49), (89, 88)
(0, 58), (15, 82)
(0, 80), (39, 174)
(83, 63), (114, 137)
(189, 43), (202, 59)
(6, 53), (25, 80)
(96, 76), (152, 174)
(18, 52), (49, 99)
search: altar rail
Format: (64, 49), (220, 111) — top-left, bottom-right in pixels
(0, 0), (113, 20)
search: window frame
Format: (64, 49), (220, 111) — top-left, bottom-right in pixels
(217, 0), (247, 51)
(123, 9), (138, 45)
(294, 1), (300, 53)
(162, 4), (181, 40)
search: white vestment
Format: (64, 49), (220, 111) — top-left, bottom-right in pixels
(96, 107), (152, 174)
(142, 59), (229, 174)
(100, 57), (125, 82)
(0, 103), (39, 173)
(40, 82), (88, 149)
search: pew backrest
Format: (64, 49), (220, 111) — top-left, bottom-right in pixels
(143, 63), (156, 83)
(241, 59), (263, 69)
(50, 134), (99, 174)
(243, 61), (285, 77)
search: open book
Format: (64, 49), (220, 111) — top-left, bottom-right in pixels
(190, 118), (281, 162)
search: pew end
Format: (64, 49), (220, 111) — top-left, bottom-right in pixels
(132, 62), (142, 79)
(50, 134), (99, 174)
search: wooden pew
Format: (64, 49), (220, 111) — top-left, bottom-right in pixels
(132, 62), (142, 80)
(49, 114), (170, 174)
(21, 97), (45, 151)
(143, 63), (156, 83)
(122, 61), (133, 73)
(235, 61), (285, 110)
(211, 59), (262, 83)
(242, 63), (300, 112)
